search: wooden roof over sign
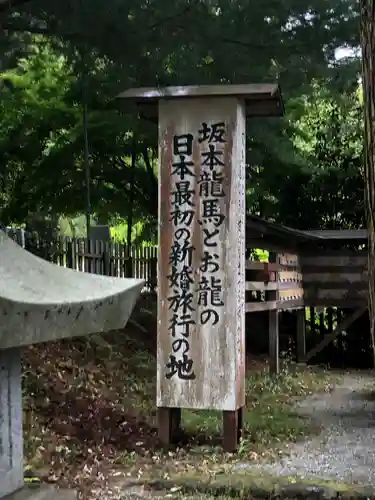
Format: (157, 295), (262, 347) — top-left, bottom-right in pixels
(115, 83), (284, 119)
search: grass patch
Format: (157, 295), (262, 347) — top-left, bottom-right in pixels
(22, 302), (340, 499)
(142, 470), (365, 499)
(182, 364), (334, 457)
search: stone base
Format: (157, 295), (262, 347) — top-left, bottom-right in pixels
(3, 486), (77, 500)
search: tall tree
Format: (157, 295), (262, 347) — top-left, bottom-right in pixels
(0, 0), (363, 232)
(360, 0), (375, 365)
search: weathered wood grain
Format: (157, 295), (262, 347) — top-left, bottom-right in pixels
(245, 298), (305, 312)
(303, 272), (366, 283)
(279, 287), (304, 299)
(279, 271), (303, 282)
(246, 261), (299, 272)
(301, 264), (365, 274)
(304, 281), (367, 290)
(304, 287), (367, 300)
(246, 301), (279, 312)
(304, 298), (365, 307)
(279, 253), (300, 266)
(301, 253), (367, 267)
(245, 281), (302, 292)
(157, 97), (246, 411)
(278, 299), (305, 310)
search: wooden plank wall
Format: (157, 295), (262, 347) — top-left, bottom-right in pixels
(301, 250), (367, 307)
(245, 248), (368, 311)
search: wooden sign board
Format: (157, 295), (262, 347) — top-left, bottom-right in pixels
(157, 97), (246, 411)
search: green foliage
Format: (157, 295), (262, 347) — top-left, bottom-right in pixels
(0, 0), (364, 234)
(110, 220), (156, 245)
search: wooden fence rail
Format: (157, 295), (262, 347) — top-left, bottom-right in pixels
(245, 253), (304, 312)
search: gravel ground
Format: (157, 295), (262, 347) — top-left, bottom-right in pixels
(236, 372), (375, 485)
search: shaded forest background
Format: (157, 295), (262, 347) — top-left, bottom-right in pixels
(0, 3), (371, 494)
(0, 0), (364, 241)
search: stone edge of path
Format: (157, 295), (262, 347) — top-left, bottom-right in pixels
(125, 476), (375, 500)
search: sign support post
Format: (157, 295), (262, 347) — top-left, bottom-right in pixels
(116, 84), (284, 451)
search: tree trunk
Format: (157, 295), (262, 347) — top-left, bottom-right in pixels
(360, 0), (375, 365)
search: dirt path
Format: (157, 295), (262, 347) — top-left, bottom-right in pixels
(236, 372), (375, 485)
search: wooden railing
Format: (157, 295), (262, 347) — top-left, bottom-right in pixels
(246, 253), (304, 312)
(245, 249), (368, 312)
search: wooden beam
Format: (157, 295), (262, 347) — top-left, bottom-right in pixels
(304, 288), (367, 301)
(279, 270), (303, 281)
(246, 261), (300, 272)
(296, 309), (306, 362)
(246, 281), (279, 291)
(245, 281), (302, 292)
(302, 249), (367, 257)
(303, 273), (366, 283)
(303, 281), (367, 290)
(301, 307), (366, 363)
(304, 298), (365, 308)
(302, 265), (365, 274)
(278, 300), (305, 310)
(246, 301), (278, 312)
(279, 287), (304, 299)
(246, 298), (305, 312)
(301, 254), (367, 267)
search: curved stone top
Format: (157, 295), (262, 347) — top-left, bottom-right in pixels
(0, 230), (144, 349)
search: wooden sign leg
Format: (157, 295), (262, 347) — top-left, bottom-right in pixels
(223, 406), (244, 452)
(237, 406), (244, 442)
(157, 407), (181, 445)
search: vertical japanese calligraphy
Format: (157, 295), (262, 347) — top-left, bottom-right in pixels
(166, 133), (196, 381)
(165, 123), (228, 379)
(197, 122), (226, 327)
(158, 96), (247, 411)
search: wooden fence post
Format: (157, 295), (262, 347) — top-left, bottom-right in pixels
(102, 242), (111, 276)
(150, 256), (157, 291)
(66, 240), (74, 269)
(268, 252), (279, 375)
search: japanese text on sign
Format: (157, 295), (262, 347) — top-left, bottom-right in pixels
(165, 122), (227, 381)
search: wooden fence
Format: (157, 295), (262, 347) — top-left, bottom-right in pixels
(6, 228), (370, 366)
(245, 249), (368, 311)
(245, 248), (369, 367)
(246, 252), (304, 312)
(6, 229), (158, 290)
